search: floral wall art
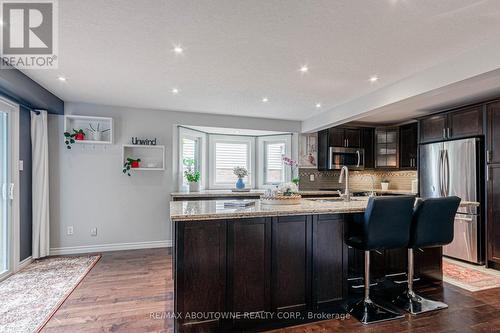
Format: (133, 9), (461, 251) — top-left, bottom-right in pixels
(298, 133), (317, 168)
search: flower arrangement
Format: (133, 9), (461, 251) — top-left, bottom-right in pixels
(277, 182), (299, 196)
(233, 166), (248, 179)
(183, 158), (200, 183)
(282, 156), (300, 185)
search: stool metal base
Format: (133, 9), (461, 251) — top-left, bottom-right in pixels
(350, 299), (405, 325)
(394, 291), (448, 315)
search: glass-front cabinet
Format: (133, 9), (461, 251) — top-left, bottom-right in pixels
(375, 127), (399, 168)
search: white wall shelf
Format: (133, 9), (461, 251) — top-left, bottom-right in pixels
(122, 144), (165, 171)
(64, 115), (113, 144)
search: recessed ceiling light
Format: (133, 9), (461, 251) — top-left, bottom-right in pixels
(57, 76), (67, 82)
(315, 103), (322, 108)
(262, 97), (269, 103)
(369, 75), (379, 83)
(172, 88), (179, 94)
(299, 65), (309, 73)
(173, 45), (184, 54)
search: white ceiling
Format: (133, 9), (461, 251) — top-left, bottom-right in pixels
(22, 0), (500, 123)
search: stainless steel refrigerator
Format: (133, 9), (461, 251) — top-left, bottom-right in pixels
(420, 137), (483, 264)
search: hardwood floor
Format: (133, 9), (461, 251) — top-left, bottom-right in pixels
(42, 248), (174, 333)
(42, 248), (500, 333)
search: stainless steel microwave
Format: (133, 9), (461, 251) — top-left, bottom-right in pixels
(329, 147), (365, 170)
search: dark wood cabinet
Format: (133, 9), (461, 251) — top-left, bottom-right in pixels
(419, 105), (483, 143)
(399, 123), (418, 169)
(327, 127), (361, 148)
(487, 164), (500, 265)
(448, 106), (483, 139)
(271, 215), (311, 312)
(227, 218), (271, 313)
(420, 114), (447, 143)
(328, 127), (345, 148)
(317, 129), (329, 171)
(344, 128), (362, 148)
(487, 102), (500, 164)
(175, 221), (226, 330)
(362, 127), (375, 169)
(312, 214), (346, 308)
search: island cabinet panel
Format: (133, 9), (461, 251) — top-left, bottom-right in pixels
(312, 214), (346, 308)
(175, 221), (227, 331)
(227, 218), (271, 313)
(271, 215), (312, 312)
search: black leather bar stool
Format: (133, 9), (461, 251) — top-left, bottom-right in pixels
(394, 196), (461, 315)
(346, 196), (415, 324)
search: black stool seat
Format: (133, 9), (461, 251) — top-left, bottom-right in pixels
(346, 196), (415, 324)
(394, 196), (461, 315)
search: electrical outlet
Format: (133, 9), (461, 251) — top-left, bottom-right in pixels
(90, 228), (97, 236)
(309, 174), (315, 181)
(67, 226), (74, 235)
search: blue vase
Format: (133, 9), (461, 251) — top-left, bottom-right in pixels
(236, 178), (245, 189)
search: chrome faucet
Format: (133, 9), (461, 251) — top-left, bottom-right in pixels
(338, 166), (350, 202)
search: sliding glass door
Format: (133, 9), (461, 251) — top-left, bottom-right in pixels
(0, 98), (18, 280)
(0, 110), (10, 276)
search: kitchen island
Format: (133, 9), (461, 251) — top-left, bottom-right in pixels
(170, 197), (446, 332)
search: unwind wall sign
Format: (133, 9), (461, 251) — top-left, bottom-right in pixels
(131, 137), (157, 145)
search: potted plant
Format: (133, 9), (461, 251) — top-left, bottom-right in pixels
(233, 166), (248, 189)
(123, 158), (141, 176)
(283, 156), (300, 186)
(381, 179), (390, 191)
(63, 129), (85, 149)
(183, 158), (200, 192)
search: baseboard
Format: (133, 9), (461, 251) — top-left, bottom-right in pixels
(49, 240), (172, 255)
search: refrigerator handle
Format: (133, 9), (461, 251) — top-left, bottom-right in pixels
(445, 150), (450, 196)
(438, 150), (444, 196)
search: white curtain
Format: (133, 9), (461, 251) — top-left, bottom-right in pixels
(31, 110), (50, 258)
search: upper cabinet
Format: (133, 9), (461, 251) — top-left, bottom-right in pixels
(419, 105), (483, 143)
(487, 101), (500, 164)
(399, 123), (418, 169)
(375, 127), (399, 169)
(419, 114), (447, 143)
(328, 127), (361, 148)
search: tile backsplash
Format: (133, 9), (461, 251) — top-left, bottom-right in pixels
(299, 168), (418, 192)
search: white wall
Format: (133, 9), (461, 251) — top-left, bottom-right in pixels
(48, 102), (301, 254)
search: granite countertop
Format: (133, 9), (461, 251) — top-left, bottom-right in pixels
(169, 197), (480, 222)
(170, 188), (415, 198)
(170, 198), (368, 221)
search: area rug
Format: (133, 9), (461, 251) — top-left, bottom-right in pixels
(0, 255), (101, 333)
(443, 258), (500, 292)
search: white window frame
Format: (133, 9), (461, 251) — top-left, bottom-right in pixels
(208, 135), (255, 189)
(256, 134), (292, 188)
(178, 127), (206, 191)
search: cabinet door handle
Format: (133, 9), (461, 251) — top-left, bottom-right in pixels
(443, 128), (446, 139)
(347, 139), (349, 147)
(487, 150), (491, 163)
(447, 127), (451, 138)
